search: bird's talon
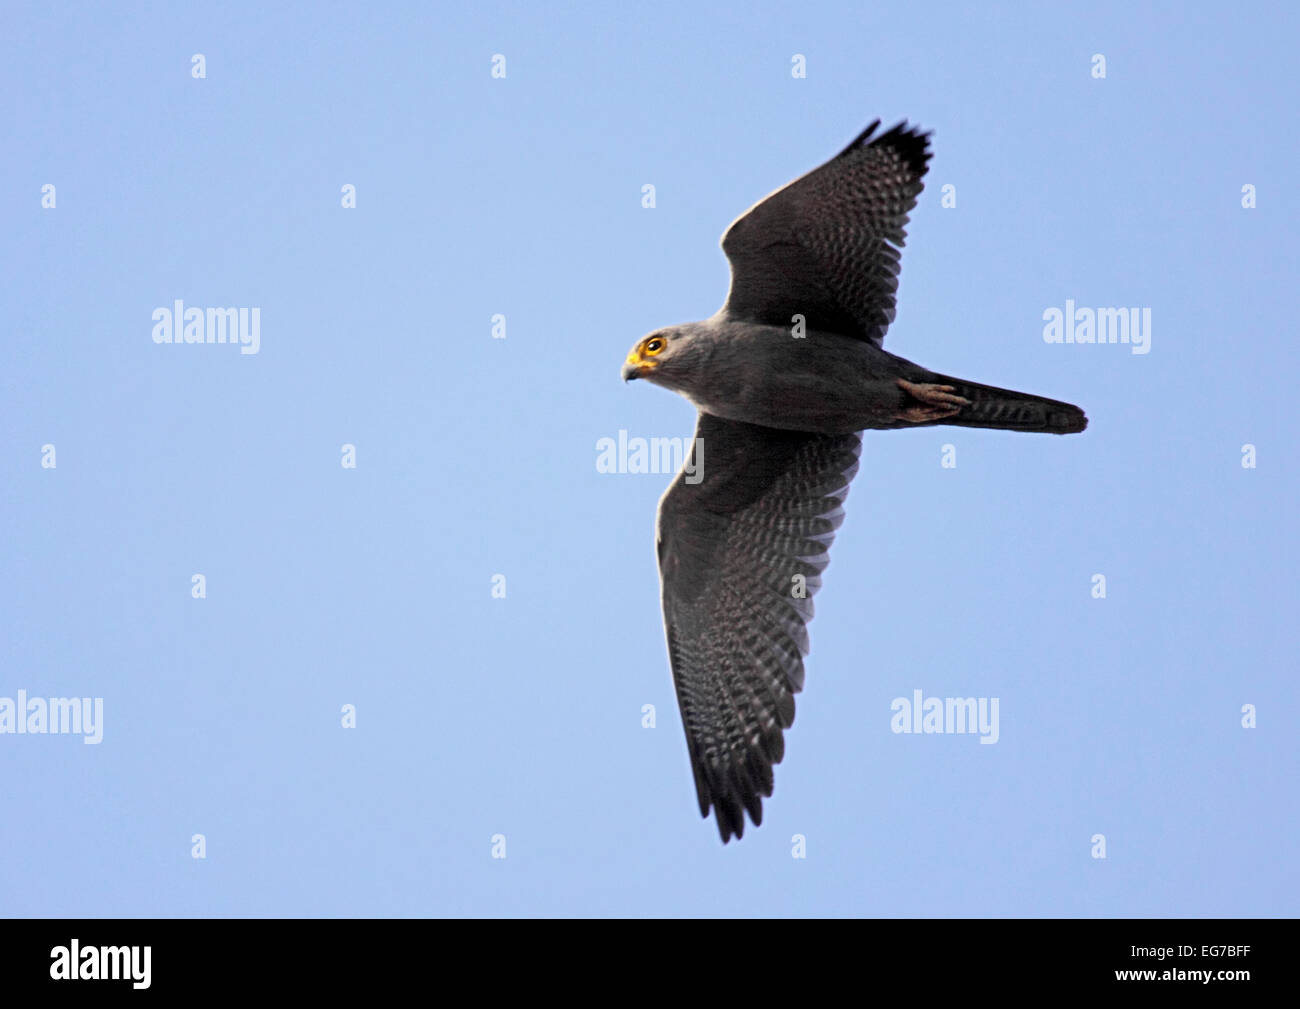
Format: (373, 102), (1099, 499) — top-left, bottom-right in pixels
(896, 379), (970, 422)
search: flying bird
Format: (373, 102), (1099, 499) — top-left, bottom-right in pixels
(622, 120), (1087, 842)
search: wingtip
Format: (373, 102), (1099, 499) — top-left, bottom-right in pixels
(840, 118), (933, 177)
(839, 118), (882, 155)
(704, 789), (750, 843)
(706, 781), (770, 843)
(878, 120), (934, 176)
(715, 809), (743, 844)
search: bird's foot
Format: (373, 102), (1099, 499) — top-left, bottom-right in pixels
(895, 379), (970, 423)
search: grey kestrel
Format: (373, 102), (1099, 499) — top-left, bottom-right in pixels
(622, 120), (1086, 842)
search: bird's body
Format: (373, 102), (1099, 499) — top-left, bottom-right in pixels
(649, 317), (1085, 435)
(649, 318), (913, 433)
(623, 119), (1087, 842)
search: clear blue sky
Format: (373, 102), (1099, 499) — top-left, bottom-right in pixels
(2, 1), (1296, 917)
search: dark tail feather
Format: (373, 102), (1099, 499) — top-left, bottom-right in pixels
(930, 373), (1088, 434)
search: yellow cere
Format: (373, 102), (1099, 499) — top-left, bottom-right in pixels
(628, 343), (660, 369)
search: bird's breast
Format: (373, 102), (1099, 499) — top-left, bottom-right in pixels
(686, 328), (909, 434)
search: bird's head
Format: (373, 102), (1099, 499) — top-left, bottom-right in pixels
(620, 325), (706, 389)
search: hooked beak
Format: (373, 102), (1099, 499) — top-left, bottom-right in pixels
(622, 351), (645, 382)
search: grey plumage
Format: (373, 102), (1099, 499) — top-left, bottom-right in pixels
(623, 120), (1087, 841)
(720, 120), (930, 347)
(657, 417), (860, 840)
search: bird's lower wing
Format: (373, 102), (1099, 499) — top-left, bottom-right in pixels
(655, 412), (862, 841)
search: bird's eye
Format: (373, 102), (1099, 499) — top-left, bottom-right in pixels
(644, 337), (666, 356)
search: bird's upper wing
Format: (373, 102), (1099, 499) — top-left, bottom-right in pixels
(719, 120), (931, 347)
(656, 411), (862, 841)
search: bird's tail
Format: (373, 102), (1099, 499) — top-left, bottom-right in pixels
(929, 373), (1088, 434)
